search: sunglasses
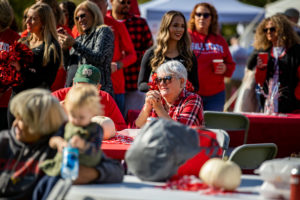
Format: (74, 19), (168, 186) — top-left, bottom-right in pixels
(75, 13), (86, 21)
(155, 75), (173, 84)
(195, 12), (211, 19)
(263, 27), (276, 33)
(119, 0), (131, 5)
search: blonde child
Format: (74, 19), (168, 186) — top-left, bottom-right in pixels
(40, 84), (103, 176)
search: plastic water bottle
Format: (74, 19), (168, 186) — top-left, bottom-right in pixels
(61, 146), (79, 180)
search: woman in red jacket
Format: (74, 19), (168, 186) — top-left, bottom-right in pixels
(188, 3), (235, 111)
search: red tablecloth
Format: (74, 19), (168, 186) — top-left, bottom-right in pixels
(101, 132), (133, 160)
(102, 143), (130, 160)
(228, 113), (300, 158)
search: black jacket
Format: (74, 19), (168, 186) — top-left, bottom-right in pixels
(138, 46), (199, 92)
(247, 44), (300, 113)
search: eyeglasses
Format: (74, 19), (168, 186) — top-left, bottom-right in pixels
(155, 75), (173, 84)
(75, 13), (86, 21)
(195, 12), (211, 19)
(118, 0), (131, 5)
(263, 27), (276, 33)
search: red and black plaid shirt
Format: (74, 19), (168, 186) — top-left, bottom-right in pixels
(109, 12), (153, 91)
(151, 89), (204, 126)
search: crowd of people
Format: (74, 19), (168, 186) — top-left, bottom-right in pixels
(0, 0), (300, 199)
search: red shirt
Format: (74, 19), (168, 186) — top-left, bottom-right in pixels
(106, 16), (137, 94)
(0, 28), (20, 108)
(150, 89), (204, 126)
(189, 30), (235, 96)
(129, 0), (140, 16)
(52, 87), (127, 131)
(72, 16), (137, 94)
(107, 11), (153, 91)
(50, 67), (66, 92)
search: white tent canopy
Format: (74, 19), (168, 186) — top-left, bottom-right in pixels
(140, 0), (264, 23)
(140, 0), (264, 37)
(265, 0), (300, 22)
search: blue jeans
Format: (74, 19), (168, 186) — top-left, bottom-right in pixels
(114, 93), (125, 117)
(201, 90), (225, 111)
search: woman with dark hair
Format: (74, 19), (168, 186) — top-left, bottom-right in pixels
(59, 1), (114, 96)
(59, 0), (76, 30)
(188, 3), (235, 111)
(247, 13), (300, 113)
(138, 10), (198, 92)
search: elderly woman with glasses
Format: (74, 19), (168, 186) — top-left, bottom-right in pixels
(247, 13), (300, 113)
(135, 60), (203, 128)
(188, 3), (235, 112)
(58, 1), (114, 96)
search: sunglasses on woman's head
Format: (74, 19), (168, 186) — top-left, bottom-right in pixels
(263, 27), (276, 33)
(195, 12), (211, 19)
(119, 0), (131, 5)
(75, 13), (86, 21)
(155, 75), (173, 84)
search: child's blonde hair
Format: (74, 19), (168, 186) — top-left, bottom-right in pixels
(65, 84), (103, 116)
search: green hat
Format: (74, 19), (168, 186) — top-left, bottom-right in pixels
(73, 64), (101, 85)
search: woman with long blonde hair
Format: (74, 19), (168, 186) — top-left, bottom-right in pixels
(8, 2), (62, 126)
(138, 10), (198, 92)
(247, 13), (300, 113)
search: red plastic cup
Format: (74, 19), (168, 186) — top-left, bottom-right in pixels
(258, 52), (268, 65)
(212, 59), (224, 73)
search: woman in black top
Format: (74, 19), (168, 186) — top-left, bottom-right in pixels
(8, 3), (62, 126)
(138, 10), (198, 92)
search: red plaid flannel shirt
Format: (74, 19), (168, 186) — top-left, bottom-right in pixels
(113, 12), (153, 91)
(151, 89), (204, 126)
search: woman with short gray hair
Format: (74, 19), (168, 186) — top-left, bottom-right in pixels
(156, 60), (188, 86)
(135, 60), (203, 127)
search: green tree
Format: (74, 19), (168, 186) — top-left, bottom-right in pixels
(10, 0), (35, 32)
(10, 0), (278, 32)
(9, 0), (82, 32)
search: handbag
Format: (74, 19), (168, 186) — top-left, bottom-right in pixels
(234, 68), (259, 112)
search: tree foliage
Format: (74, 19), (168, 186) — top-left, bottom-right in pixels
(9, 0), (279, 32)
